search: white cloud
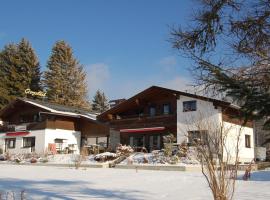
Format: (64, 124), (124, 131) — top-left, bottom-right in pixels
(86, 63), (110, 97)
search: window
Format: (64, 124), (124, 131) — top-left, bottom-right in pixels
(183, 101), (197, 112)
(54, 139), (65, 152)
(97, 137), (108, 148)
(245, 135), (251, 148)
(188, 131), (208, 145)
(86, 136), (108, 148)
(149, 106), (156, 117)
(5, 138), (16, 149)
(23, 137), (35, 148)
(129, 135), (145, 147)
(163, 104), (171, 115)
(33, 114), (41, 122)
(150, 135), (160, 150)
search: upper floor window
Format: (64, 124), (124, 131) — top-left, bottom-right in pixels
(183, 100), (197, 112)
(188, 130), (208, 145)
(163, 104), (171, 115)
(245, 135), (251, 148)
(149, 106), (156, 117)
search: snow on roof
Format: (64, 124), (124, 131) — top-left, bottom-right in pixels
(23, 99), (97, 121)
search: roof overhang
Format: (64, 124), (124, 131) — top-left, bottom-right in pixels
(0, 98), (98, 122)
(98, 85), (234, 120)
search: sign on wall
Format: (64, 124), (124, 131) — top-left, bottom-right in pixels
(25, 89), (46, 97)
(15, 125), (27, 131)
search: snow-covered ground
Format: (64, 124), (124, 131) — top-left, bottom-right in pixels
(0, 165), (270, 200)
(0, 154), (116, 165)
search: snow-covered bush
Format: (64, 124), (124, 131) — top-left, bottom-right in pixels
(163, 134), (176, 157)
(143, 154), (149, 163)
(94, 152), (117, 162)
(116, 144), (134, 156)
(15, 158), (21, 163)
(30, 158), (37, 163)
(0, 154), (6, 161)
(127, 157), (134, 165)
(169, 155), (179, 165)
(177, 142), (188, 157)
(5, 152), (11, 161)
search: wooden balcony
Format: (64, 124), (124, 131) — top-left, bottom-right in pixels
(0, 121), (47, 132)
(109, 114), (177, 129)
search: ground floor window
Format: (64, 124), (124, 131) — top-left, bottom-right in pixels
(129, 135), (145, 148)
(23, 137), (35, 152)
(245, 135), (251, 148)
(54, 138), (67, 153)
(149, 135), (160, 150)
(86, 136), (109, 148)
(188, 130), (208, 145)
(5, 138), (16, 149)
(128, 134), (161, 151)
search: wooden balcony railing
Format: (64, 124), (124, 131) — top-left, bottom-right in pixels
(112, 113), (176, 121)
(109, 114), (177, 129)
(0, 121), (47, 132)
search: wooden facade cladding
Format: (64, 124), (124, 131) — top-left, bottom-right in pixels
(109, 114), (177, 130)
(45, 117), (79, 131)
(79, 118), (109, 138)
(222, 109), (253, 128)
(1, 102), (48, 124)
(98, 87), (179, 142)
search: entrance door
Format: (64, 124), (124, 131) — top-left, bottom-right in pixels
(149, 135), (160, 151)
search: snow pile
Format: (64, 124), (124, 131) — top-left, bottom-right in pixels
(94, 152), (117, 162)
(120, 147), (200, 166)
(0, 153), (42, 164)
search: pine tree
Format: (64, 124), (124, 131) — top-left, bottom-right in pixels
(0, 39), (42, 109)
(18, 38), (41, 92)
(0, 44), (22, 98)
(92, 90), (109, 113)
(170, 0), (270, 128)
(0, 45), (16, 109)
(43, 40), (90, 109)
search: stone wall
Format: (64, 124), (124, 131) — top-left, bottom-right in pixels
(109, 129), (120, 151)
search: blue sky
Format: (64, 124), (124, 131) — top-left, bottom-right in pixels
(0, 0), (195, 100)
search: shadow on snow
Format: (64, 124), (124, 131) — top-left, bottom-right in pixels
(237, 170), (270, 182)
(0, 178), (144, 200)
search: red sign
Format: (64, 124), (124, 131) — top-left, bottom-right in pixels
(6, 132), (30, 137)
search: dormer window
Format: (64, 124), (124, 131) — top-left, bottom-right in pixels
(183, 100), (197, 112)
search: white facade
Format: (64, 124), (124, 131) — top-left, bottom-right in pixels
(0, 129), (81, 154)
(223, 122), (254, 163)
(177, 95), (255, 163)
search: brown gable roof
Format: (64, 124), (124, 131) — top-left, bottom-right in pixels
(0, 98), (97, 122)
(98, 85), (233, 120)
